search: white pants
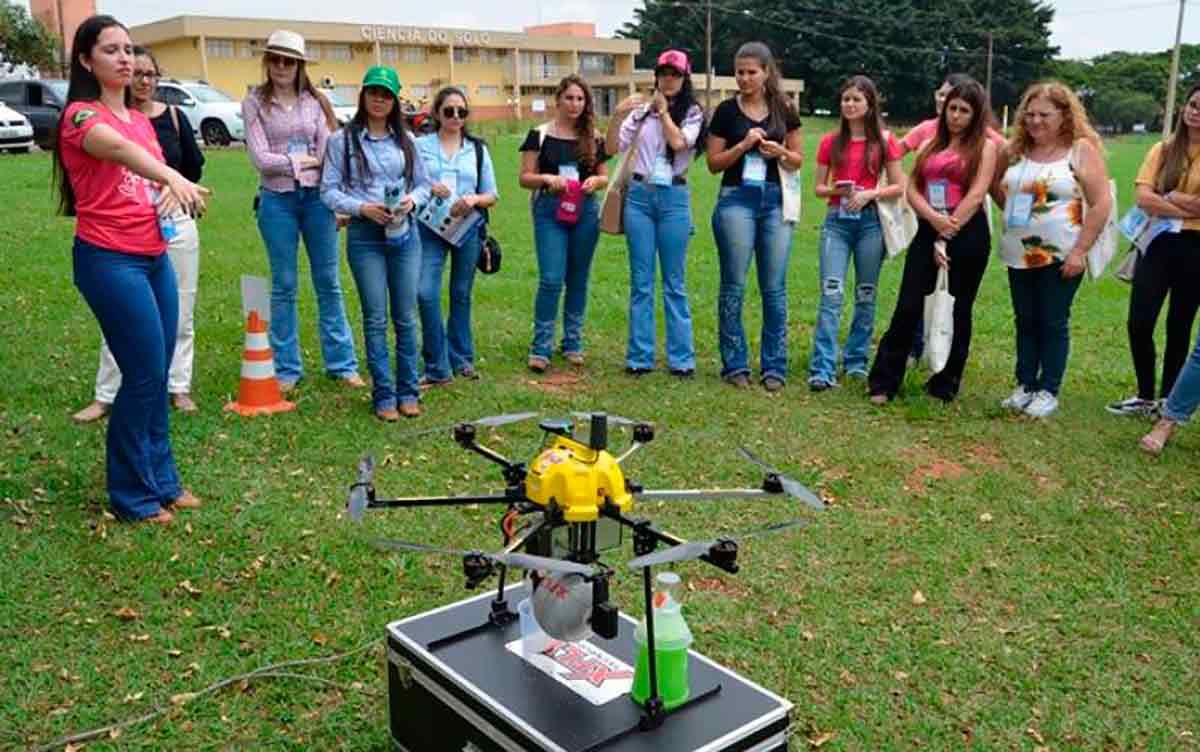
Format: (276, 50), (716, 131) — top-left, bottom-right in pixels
(95, 215), (200, 402)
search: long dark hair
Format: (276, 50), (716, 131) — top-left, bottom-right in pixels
(255, 52), (337, 131)
(912, 78), (990, 194)
(337, 86), (414, 189)
(733, 41), (797, 140)
(53, 14), (131, 216)
(637, 64), (707, 160)
(431, 85), (489, 157)
(831, 75), (886, 178)
(1157, 83), (1200, 194)
(555, 74), (597, 170)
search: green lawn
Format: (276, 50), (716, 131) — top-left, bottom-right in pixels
(1, 124), (1197, 751)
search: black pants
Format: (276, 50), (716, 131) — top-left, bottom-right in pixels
(869, 212), (991, 400)
(1127, 230), (1200, 399)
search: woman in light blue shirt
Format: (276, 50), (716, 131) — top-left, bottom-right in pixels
(414, 87), (499, 385)
(321, 67), (432, 420)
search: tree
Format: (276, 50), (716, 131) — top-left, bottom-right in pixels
(617, 0), (1059, 120)
(1091, 89), (1160, 132)
(0, 0), (58, 73)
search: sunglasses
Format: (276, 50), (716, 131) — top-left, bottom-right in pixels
(266, 54), (298, 68)
(441, 106), (469, 119)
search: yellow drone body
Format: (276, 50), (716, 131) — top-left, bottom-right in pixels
(524, 434), (633, 522)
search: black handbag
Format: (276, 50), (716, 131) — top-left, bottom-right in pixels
(471, 137), (500, 274)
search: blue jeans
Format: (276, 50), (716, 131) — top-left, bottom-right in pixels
(418, 223), (481, 381)
(73, 239), (181, 521)
(345, 221), (421, 410)
(1163, 330), (1200, 422)
(711, 183), (793, 382)
(809, 205), (885, 382)
(1008, 262), (1083, 395)
(624, 181), (695, 371)
(530, 193), (600, 359)
(256, 187), (358, 384)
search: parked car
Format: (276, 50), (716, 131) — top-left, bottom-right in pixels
(0, 79), (68, 149)
(0, 102), (35, 153)
(154, 79), (245, 146)
(317, 88), (356, 127)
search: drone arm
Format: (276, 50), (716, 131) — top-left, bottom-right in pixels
(370, 493), (523, 509)
(634, 488), (773, 502)
(601, 507), (738, 574)
(614, 442), (644, 465)
(454, 423), (521, 475)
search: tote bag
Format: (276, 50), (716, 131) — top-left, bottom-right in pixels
(599, 111), (647, 235)
(1068, 142), (1120, 280)
(876, 167), (918, 259)
(923, 258), (955, 374)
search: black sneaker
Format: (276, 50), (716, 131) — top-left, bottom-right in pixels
(625, 367), (653, 377)
(670, 368), (695, 379)
(1106, 396), (1157, 417)
(808, 378), (834, 392)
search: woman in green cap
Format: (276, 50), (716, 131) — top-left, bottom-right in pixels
(320, 66), (432, 420)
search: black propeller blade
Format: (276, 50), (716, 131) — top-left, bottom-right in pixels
(371, 537), (597, 576)
(347, 454), (376, 522)
(627, 519), (809, 569)
(736, 446), (825, 511)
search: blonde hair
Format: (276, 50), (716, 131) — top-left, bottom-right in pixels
(1009, 80), (1103, 161)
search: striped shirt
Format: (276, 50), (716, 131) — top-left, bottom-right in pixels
(242, 89), (331, 192)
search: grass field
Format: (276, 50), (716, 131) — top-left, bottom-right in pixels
(1, 122), (1197, 751)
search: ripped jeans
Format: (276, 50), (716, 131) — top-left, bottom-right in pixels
(808, 205), (885, 383)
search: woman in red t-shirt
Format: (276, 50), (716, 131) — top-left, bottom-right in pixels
(54, 15), (208, 524)
(807, 76), (905, 392)
(867, 78), (998, 404)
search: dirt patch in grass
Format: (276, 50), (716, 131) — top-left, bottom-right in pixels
(527, 370), (588, 396)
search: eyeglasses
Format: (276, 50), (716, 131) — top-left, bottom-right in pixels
(266, 54), (298, 68)
(132, 71), (158, 81)
(441, 106), (469, 119)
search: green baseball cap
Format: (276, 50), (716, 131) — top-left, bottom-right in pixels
(361, 66), (400, 96)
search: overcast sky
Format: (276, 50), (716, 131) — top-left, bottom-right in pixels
(22, 0), (1197, 60)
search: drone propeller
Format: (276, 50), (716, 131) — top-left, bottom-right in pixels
(347, 454), (376, 522)
(571, 411), (640, 427)
(371, 537), (597, 577)
(474, 412), (540, 428)
(736, 446), (825, 511)
(627, 519), (809, 569)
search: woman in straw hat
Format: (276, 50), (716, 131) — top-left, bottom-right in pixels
(241, 29), (363, 392)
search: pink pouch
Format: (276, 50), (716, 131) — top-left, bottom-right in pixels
(556, 179), (583, 226)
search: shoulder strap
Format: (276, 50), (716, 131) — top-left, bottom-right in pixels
(473, 137), (484, 193)
(536, 122), (551, 149)
(169, 105), (181, 136)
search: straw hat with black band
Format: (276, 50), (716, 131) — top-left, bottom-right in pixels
(263, 30), (316, 64)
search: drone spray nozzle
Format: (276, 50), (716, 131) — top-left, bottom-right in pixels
(454, 422), (477, 446)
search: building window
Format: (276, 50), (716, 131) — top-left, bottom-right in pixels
(480, 48), (506, 65)
(579, 53), (615, 76)
(381, 45), (400, 63)
(239, 41), (258, 58)
(453, 47), (472, 64)
(408, 84), (430, 99)
(477, 85), (499, 97)
(404, 47), (428, 64)
(326, 44), (351, 62)
(205, 39), (234, 59)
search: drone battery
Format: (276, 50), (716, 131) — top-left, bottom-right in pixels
(386, 586), (792, 752)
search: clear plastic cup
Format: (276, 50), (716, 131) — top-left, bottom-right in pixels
(517, 597), (550, 658)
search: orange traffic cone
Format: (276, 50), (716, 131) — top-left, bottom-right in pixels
(224, 310), (295, 416)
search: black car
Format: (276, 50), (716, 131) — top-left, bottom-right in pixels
(0, 79), (68, 149)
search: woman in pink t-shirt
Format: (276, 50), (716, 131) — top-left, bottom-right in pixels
(54, 15), (208, 524)
(807, 76), (905, 391)
(867, 78), (998, 403)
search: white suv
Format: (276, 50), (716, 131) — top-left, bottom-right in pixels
(0, 102), (34, 153)
(318, 88), (357, 127)
(155, 80), (245, 146)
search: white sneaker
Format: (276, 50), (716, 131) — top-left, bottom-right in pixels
(1000, 385), (1034, 412)
(1024, 390), (1059, 418)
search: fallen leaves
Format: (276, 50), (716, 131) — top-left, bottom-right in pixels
(113, 606), (141, 621)
(808, 730), (836, 748)
(177, 580), (202, 596)
(912, 590), (927, 606)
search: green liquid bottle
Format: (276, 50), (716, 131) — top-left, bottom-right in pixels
(631, 572), (693, 710)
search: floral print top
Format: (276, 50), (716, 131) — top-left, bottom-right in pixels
(999, 151), (1084, 269)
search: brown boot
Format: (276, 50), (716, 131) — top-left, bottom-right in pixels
(399, 402), (421, 418)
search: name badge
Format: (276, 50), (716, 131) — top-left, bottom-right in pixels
(651, 154), (674, 186)
(1008, 193), (1034, 228)
(838, 186), (862, 220)
(742, 152), (767, 184)
(287, 137), (309, 156)
(928, 180), (949, 211)
(558, 163), (580, 182)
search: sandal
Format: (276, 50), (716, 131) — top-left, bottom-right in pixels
(171, 490), (202, 509)
(1139, 418), (1176, 456)
(144, 509), (174, 525)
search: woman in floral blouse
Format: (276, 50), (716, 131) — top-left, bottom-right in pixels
(992, 81), (1111, 418)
